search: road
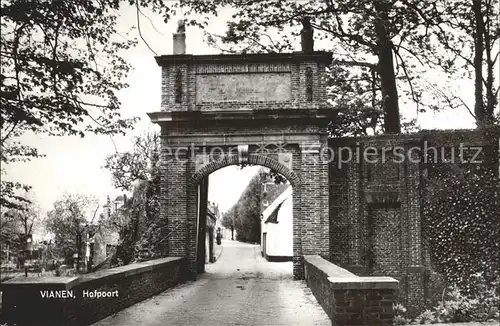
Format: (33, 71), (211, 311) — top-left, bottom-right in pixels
(94, 240), (330, 326)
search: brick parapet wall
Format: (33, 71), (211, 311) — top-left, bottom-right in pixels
(1, 257), (186, 326)
(304, 255), (398, 325)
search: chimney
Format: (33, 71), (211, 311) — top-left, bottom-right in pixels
(173, 19), (186, 55)
(300, 17), (314, 53)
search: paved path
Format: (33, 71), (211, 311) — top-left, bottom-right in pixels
(94, 240), (330, 326)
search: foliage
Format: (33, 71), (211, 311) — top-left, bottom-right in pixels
(422, 160), (500, 289)
(394, 275), (499, 324)
(0, 199), (40, 261)
(221, 210), (234, 230)
(222, 167), (288, 242)
(104, 132), (160, 191)
(326, 62), (383, 137)
(105, 132), (163, 265)
(0, 0), (173, 211)
(413, 275), (499, 323)
(224, 172), (262, 243)
(44, 193), (99, 266)
(178, 0), (467, 134)
(110, 177), (164, 266)
(393, 303), (411, 325)
(429, 0), (500, 127)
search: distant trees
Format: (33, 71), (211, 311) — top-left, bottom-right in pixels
(222, 168), (288, 243)
(223, 172), (262, 243)
(0, 0), (173, 211)
(45, 194), (99, 270)
(0, 199), (40, 264)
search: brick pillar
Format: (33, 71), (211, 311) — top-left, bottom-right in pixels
(298, 142), (329, 273)
(185, 152), (198, 280)
(405, 145), (425, 315)
(347, 156), (362, 271)
(163, 146), (189, 261)
(292, 179), (303, 279)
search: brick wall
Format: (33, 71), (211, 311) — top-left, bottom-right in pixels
(304, 255), (398, 325)
(328, 134), (425, 313)
(328, 128), (499, 315)
(1, 257), (186, 326)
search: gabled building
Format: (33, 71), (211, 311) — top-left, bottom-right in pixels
(260, 185), (293, 261)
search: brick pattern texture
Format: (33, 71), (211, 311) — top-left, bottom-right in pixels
(328, 129), (499, 316)
(304, 257), (396, 325)
(156, 53), (333, 281)
(160, 57), (330, 112)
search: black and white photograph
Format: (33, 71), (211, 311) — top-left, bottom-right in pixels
(1, 0), (499, 325)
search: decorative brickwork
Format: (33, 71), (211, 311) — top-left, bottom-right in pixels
(305, 66), (313, 101)
(368, 204), (403, 278)
(328, 134), (424, 313)
(328, 129), (499, 316)
(156, 52), (331, 112)
(150, 52), (335, 281)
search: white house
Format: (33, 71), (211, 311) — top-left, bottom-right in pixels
(260, 185), (293, 261)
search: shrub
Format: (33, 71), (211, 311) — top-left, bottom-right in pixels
(411, 274), (499, 324)
(393, 303), (411, 325)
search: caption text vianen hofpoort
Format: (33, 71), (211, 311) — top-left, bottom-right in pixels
(40, 289), (119, 299)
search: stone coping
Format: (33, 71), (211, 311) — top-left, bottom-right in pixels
(304, 255), (399, 290)
(148, 108), (337, 123)
(155, 51), (333, 66)
(1, 257), (184, 289)
(328, 128), (498, 146)
(0, 276), (80, 290)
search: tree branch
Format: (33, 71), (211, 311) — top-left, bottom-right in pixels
(135, 0), (157, 56)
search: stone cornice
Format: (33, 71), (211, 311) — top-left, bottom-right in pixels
(147, 108), (338, 123)
(155, 51), (333, 66)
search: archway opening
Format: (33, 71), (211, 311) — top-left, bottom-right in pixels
(195, 164), (294, 278)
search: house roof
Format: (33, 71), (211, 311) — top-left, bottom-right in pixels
(265, 201), (284, 224)
(262, 186), (292, 224)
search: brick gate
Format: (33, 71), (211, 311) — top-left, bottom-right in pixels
(148, 51), (336, 280)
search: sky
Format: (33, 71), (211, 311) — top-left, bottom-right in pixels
(3, 3), (479, 216)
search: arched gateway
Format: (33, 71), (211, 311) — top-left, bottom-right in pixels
(148, 45), (335, 280)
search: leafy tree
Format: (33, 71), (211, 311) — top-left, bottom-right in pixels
(225, 173), (262, 243)
(178, 0), (456, 134)
(104, 132), (163, 265)
(0, 0), (173, 211)
(0, 199), (40, 263)
(221, 210), (235, 240)
(104, 131), (161, 191)
(45, 193), (99, 271)
(414, 0), (499, 127)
